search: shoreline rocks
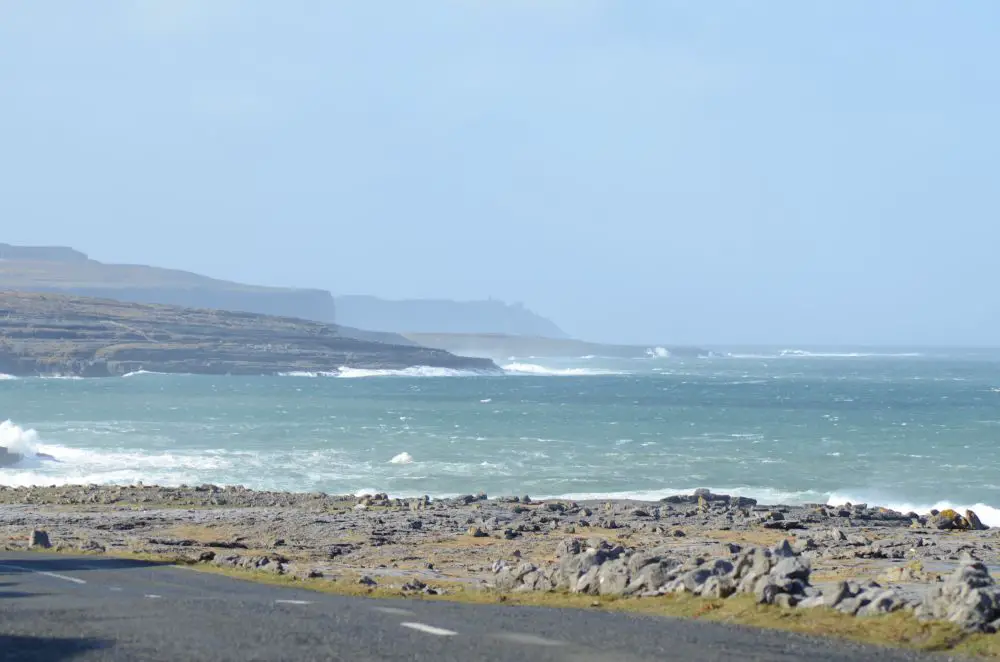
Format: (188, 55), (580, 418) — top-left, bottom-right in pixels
(2, 485), (999, 632)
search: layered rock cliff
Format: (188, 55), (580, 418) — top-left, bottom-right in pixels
(0, 292), (497, 377)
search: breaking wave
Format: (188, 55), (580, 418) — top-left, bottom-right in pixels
(645, 347), (670, 358)
(389, 452), (414, 464)
(502, 363), (624, 376)
(279, 366), (485, 378)
(0, 420), (41, 456)
(827, 492), (1000, 528)
(338, 366), (483, 378)
(0, 374), (18, 381)
(727, 350), (924, 359)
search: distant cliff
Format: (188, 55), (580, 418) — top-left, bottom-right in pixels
(0, 245), (567, 343)
(335, 296), (568, 338)
(0, 246), (337, 322)
(0, 291), (497, 377)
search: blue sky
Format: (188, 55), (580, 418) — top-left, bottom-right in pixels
(1, 2), (997, 345)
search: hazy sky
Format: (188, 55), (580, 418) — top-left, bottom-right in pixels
(2, 2), (997, 346)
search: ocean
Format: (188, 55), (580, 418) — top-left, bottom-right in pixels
(3, 350), (1000, 524)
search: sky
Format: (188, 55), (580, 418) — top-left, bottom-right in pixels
(1, 1), (998, 346)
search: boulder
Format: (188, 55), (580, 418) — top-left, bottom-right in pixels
(915, 556), (1000, 631)
(30, 529), (51, 549)
(966, 510), (989, 531)
(596, 559), (630, 596)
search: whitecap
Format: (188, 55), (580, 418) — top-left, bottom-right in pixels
(389, 452), (414, 464)
(502, 363), (623, 377)
(122, 370), (170, 378)
(338, 366), (484, 378)
(0, 420), (41, 456)
(827, 492), (1000, 528)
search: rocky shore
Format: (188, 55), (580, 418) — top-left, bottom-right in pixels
(3, 485), (1000, 631)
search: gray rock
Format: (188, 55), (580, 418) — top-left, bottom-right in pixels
(797, 595), (826, 609)
(596, 559), (630, 596)
(856, 590), (902, 616)
(792, 538), (816, 554)
(773, 593), (799, 609)
(966, 510), (989, 531)
(708, 558), (735, 577)
(754, 577), (783, 605)
(574, 566), (601, 594)
(30, 530), (51, 549)
(555, 538), (582, 558)
(835, 595), (871, 616)
(771, 557), (810, 582)
(682, 568), (713, 594)
(823, 581), (854, 608)
(358, 575), (377, 587)
(625, 561), (671, 595)
(700, 575), (736, 599)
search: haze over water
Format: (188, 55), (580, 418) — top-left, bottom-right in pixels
(4, 350), (1000, 524)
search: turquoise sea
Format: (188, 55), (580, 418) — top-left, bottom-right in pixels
(3, 350), (1000, 524)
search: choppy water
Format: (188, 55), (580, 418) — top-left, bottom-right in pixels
(3, 350), (1000, 524)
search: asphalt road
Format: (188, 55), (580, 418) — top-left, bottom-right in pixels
(0, 552), (945, 662)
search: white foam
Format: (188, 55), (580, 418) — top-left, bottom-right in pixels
(280, 367), (483, 378)
(0, 374), (18, 381)
(502, 363), (623, 377)
(336, 366), (484, 378)
(389, 452), (414, 464)
(645, 347), (670, 358)
(727, 350), (924, 359)
(121, 370), (169, 378)
(0, 420), (40, 456)
(827, 492), (1000, 528)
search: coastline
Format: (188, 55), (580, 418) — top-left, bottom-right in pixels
(1, 484), (995, 595)
(9, 484), (1000, 653)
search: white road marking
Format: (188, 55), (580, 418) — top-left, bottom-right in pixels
(371, 606), (415, 616)
(109, 586), (123, 592)
(275, 599), (312, 605)
(145, 594), (162, 599)
(0, 564), (87, 585)
(493, 633), (565, 647)
(400, 622), (458, 637)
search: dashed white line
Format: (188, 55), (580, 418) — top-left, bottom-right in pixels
(400, 622), (458, 637)
(371, 606), (415, 616)
(145, 594), (162, 599)
(109, 586), (123, 592)
(0, 564), (87, 585)
(275, 599), (312, 605)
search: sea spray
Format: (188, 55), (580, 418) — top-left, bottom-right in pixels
(0, 420), (40, 455)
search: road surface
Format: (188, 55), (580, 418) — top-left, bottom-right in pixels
(0, 552), (942, 661)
